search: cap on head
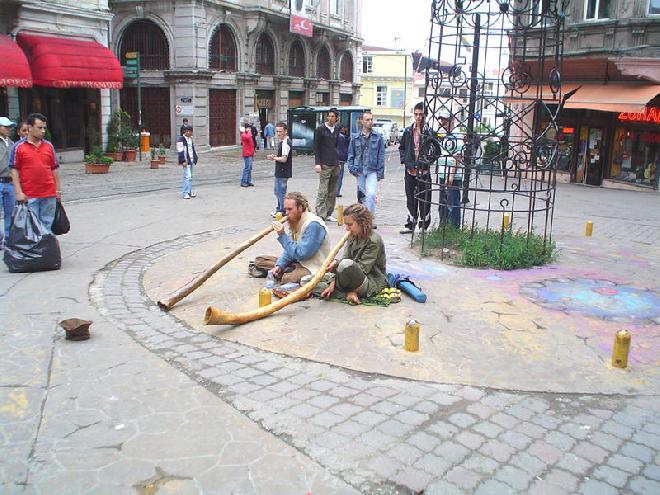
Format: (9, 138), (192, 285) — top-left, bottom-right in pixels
(182, 124), (193, 132)
(0, 117), (16, 127)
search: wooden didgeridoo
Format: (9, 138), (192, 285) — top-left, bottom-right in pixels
(157, 217), (288, 311)
(204, 231), (350, 325)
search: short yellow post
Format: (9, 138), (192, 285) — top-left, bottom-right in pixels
(258, 287), (272, 307)
(404, 319), (420, 352)
(503, 213), (510, 230)
(585, 220), (593, 236)
(274, 212), (283, 222)
(337, 205), (344, 226)
(611, 329), (631, 368)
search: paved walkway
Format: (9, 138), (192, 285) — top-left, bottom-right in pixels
(1, 150), (659, 494)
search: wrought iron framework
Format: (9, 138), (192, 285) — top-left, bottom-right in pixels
(416, 0), (570, 256)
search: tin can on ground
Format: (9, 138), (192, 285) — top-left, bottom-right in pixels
(585, 220), (593, 236)
(611, 329), (631, 368)
(404, 319), (420, 352)
(258, 287), (272, 307)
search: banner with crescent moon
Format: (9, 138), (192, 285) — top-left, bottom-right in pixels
(290, 0), (313, 37)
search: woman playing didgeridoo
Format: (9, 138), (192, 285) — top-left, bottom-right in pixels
(312, 203), (387, 304)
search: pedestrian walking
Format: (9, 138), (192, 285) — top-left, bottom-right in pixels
(313, 108), (340, 221)
(399, 102), (432, 234)
(264, 121), (275, 150)
(179, 118), (189, 136)
(0, 116), (16, 247)
(177, 124), (197, 199)
(9, 113), (61, 233)
(347, 111), (385, 224)
(267, 122), (292, 217)
(336, 125), (349, 197)
(15, 120), (28, 141)
(240, 125), (255, 187)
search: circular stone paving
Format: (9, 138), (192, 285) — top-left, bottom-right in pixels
(520, 278), (660, 325)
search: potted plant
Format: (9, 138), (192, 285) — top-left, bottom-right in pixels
(158, 144), (167, 165)
(85, 146), (113, 174)
(107, 110), (124, 160)
(123, 131), (138, 162)
(149, 147), (160, 169)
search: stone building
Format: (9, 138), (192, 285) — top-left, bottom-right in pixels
(110, 0), (362, 148)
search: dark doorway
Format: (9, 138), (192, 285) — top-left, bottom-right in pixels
(209, 89), (236, 146)
(121, 87), (171, 147)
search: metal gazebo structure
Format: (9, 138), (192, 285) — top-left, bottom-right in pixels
(415, 0), (571, 257)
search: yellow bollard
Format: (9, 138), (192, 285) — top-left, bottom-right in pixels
(585, 220), (593, 236)
(611, 329), (631, 368)
(274, 212), (283, 222)
(258, 287), (272, 307)
(503, 213), (510, 230)
(337, 205), (344, 225)
(404, 319), (420, 352)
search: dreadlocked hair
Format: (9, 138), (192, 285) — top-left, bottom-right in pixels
(284, 192), (310, 212)
(343, 203), (373, 239)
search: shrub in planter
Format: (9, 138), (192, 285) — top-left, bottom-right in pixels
(85, 147), (113, 174)
(149, 147), (160, 169)
(158, 144), (166, 164)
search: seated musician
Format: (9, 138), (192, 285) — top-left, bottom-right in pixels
(252, 192), (331, 284)
(312, 203), (388, 304)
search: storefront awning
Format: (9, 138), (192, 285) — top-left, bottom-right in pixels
(562, 83), (660, 113)
(0, 34), (32, 87)
(505, 83), (660, 113)
(16, 33), (123, 89)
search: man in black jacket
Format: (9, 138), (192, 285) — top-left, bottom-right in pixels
(313, 108), (340, 220)
(399, 102), (432, 233)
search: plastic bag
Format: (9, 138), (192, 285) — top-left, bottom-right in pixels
(51, 200), (70, 235)
(3, 202), (61, 273)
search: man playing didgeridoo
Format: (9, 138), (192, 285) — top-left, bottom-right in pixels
(251, 192), (331, 284)
(311, 203), (387, 304)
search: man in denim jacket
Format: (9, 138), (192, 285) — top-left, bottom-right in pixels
(347, 111), (385, 223)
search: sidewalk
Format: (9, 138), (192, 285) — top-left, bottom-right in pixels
(1, 151), (659, 494)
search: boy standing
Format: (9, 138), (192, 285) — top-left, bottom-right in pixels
(267, 122), (292, 217)
(177, 125), (197, 199)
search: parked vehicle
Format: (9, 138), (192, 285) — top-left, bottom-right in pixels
(373, 121), (399, 146)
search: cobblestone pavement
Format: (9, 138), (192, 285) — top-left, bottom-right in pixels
(1, 150), (659, 494)
(88, 226), (660, 494)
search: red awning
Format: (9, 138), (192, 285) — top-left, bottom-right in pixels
(17, 33), (123, 89)
(0, 34), (32, 87)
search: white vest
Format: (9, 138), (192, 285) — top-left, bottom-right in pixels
(288, 211), (331, 274)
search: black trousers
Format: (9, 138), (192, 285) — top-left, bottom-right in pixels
(404, 171), (432, 229)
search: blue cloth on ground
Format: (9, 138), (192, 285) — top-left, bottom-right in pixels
(387, 272), (427, 303)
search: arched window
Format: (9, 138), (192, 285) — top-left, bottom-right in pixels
(289, 40), (305, 77)
(209, 24), (237, 72)
(120, 20), (169, 70)
(340, 52), (353, 82)
(316, 47), (331, 80)
(256, 34), (275, 75)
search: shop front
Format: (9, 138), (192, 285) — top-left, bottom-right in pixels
(609, 109), (659, 189)
(255, 90), (274, 133)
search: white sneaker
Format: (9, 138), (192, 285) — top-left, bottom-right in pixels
(326, 215), (337, 222)
(190, 192), (197, 198)
(183, 194), (191, 199)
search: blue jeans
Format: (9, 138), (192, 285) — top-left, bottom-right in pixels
(182, 164), (193, 196)
(241, 156), (253, 185)
(336, 162), (345, 196)
(27, 197), (56, 234)
(0, 182), (16, 240)
(357, 170), (378, 215)
(274, 177), (288, 214)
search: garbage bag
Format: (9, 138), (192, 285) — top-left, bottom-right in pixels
(51, 200), (70, 235)
(3, 202), (61, 273)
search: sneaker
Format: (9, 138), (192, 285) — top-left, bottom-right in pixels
(240, 183), (249, 188)
(248, 183), (255, 187)
(336, 193), (343, 197)
(400, 227), (413, 234)
(326, 215), (337, 222)
(190, 192), (197, 198)
(183, 194), (191, 199)
(270, 211), (278, 218)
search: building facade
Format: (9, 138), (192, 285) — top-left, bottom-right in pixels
(110, 0), (362, 149)
(518, 0), (660, 190)
(358, 46), (416, 129)
(1, 0), (120, 162)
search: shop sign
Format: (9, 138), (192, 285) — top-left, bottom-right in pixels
(256, 98), (272, 109)
(176, 96), (194, 116)
(618, 107), (660, 124)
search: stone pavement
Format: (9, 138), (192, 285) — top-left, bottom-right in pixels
(1, 149), (659, 494)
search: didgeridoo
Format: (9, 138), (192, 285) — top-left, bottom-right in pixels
(204, 231), (350, 325)
(157, 217), (288, 311)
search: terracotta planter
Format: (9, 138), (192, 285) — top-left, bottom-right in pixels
(150, 160), (160, 169)
(112, 151), (123, 161)
(124, 149), (137, 161)
(158, 155), (166, 165)
(85, 163), (110, 174)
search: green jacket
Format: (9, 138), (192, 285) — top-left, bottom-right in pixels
(342, 231), (388, 296)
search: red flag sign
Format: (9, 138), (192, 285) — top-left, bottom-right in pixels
(291, 14), (313, 37)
